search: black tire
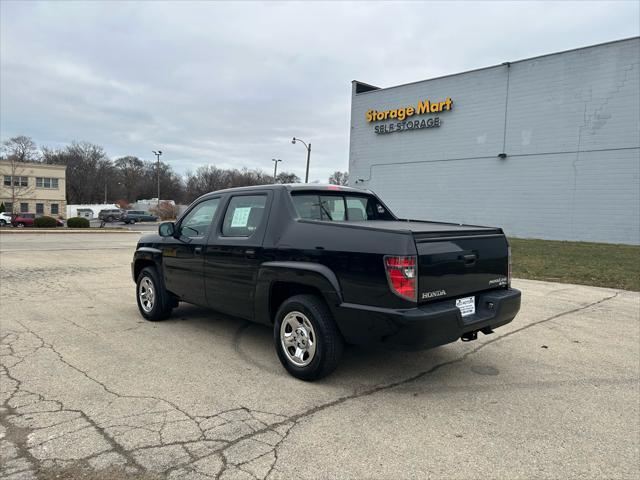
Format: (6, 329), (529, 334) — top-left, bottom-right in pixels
(106, 216), (114, 222)
(0, 220), (5, 226)
(274, 294), (344, 381)
(16, 222), (25, 228)
(136, 266), (173, 321)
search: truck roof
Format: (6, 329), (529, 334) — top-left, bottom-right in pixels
(199, 183), (367, 198)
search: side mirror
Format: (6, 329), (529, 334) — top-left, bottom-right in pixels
(159, 221), (176, 237)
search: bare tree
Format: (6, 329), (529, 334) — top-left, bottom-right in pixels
(114, 156), (145, 202)
(1, 136), (40, 212)
(276, 172), (301, 184)
(328, 171), (349, 186)
(2, 136), (39, 164)
(42, 142), (111, 204)
(2, 158), (36, 213)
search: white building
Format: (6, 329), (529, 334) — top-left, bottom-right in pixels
(349, 37), (640, 245)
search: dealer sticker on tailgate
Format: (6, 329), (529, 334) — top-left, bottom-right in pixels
(456, 296), (475, 317)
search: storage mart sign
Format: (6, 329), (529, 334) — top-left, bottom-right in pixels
(365, 97), (453, 135)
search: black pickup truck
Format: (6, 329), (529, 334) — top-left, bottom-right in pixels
(132, 184), (520, 380)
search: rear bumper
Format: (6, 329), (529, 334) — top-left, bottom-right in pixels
(334, 288), (521, 349)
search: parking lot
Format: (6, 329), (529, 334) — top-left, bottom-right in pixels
(1, 232), (638, 480)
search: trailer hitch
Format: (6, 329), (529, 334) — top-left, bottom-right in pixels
(461, 331), (478, 342)
(462, 327), (494, 342)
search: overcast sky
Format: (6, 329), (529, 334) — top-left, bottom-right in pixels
(1, 1), (638, 181)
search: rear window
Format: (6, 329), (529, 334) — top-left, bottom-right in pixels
(291, 193), (394, 221)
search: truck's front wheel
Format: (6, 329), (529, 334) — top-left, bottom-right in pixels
(274, 294), (344, 381)
(136, 266), (173, 321)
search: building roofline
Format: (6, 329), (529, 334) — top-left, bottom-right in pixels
(0, 160), (67, 171)
(353, 36), (640, 96)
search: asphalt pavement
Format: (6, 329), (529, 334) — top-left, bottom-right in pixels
(1, 232), (638, 479)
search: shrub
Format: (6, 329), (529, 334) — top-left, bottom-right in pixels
(115, 199), (131, 210)
(151, 201), (179, 221)
(34, 216), (58, 228)
(67, 217), (90, 228)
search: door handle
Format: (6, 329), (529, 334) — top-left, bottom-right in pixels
(245, 248), (256, 258)
(194, 246), (203, 254)
(463, 254), (477, 266)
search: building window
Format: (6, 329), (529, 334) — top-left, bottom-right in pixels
(36, 203), (44, 214)
(51, 203), (59, 215)
(5, 202), (13, 212)
(20, 203), (29, 213)
(3, 176), (28, 187)
(36, 177), (59, 189)
(15, 176), (28, 187)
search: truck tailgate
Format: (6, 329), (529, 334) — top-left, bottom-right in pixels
(414, 232), (509, 303)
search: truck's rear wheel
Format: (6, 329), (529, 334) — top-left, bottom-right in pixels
(274, 294), (344, 381)
(136, 266), (173, 321)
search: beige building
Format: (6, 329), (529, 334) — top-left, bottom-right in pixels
(0, 161), (67, 217)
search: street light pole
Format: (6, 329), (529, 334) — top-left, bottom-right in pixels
(272, 159), (282, 184)
(152, 150), (162, 210)
(291, 137), (311, 183)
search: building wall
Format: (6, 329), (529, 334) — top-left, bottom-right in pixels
(0, 161), (67, 217)
(66, 204), (119, 218)
(349, 38), (640, 245)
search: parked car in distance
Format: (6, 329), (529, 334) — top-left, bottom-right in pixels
(131, 184), (521, 380)
(12, 213), (35, 227)
(123, 210), (158, 224)
(98, 209), (123, 222)
(0, 212), (12, 226)
(11, 213), (64, 227)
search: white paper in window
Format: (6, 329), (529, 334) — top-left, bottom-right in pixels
(231, 207), (251, 227)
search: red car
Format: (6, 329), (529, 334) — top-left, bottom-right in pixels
(12, 213), (64, 227)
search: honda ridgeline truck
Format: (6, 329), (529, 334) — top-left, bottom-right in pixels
(132, 184), (521, 380)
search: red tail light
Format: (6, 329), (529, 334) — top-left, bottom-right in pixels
(384, 255), (417, 301)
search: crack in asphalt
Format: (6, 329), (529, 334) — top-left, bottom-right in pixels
(0, 290), (621, 479)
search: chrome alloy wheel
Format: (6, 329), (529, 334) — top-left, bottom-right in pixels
(280, 311), (317, 367)
(139, 276), (155, 313)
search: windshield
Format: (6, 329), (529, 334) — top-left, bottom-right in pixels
(291, 193), (395, 221)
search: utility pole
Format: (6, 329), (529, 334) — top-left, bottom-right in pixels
(152, 150), (162, 210)
(291, 137), (311, 183)
(272, 158), (282, 184)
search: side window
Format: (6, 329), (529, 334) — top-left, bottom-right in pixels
(222, 195), (267, 237)
(179, 198), (220, 238)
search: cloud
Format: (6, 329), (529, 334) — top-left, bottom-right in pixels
(1, 0), (638, 182)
